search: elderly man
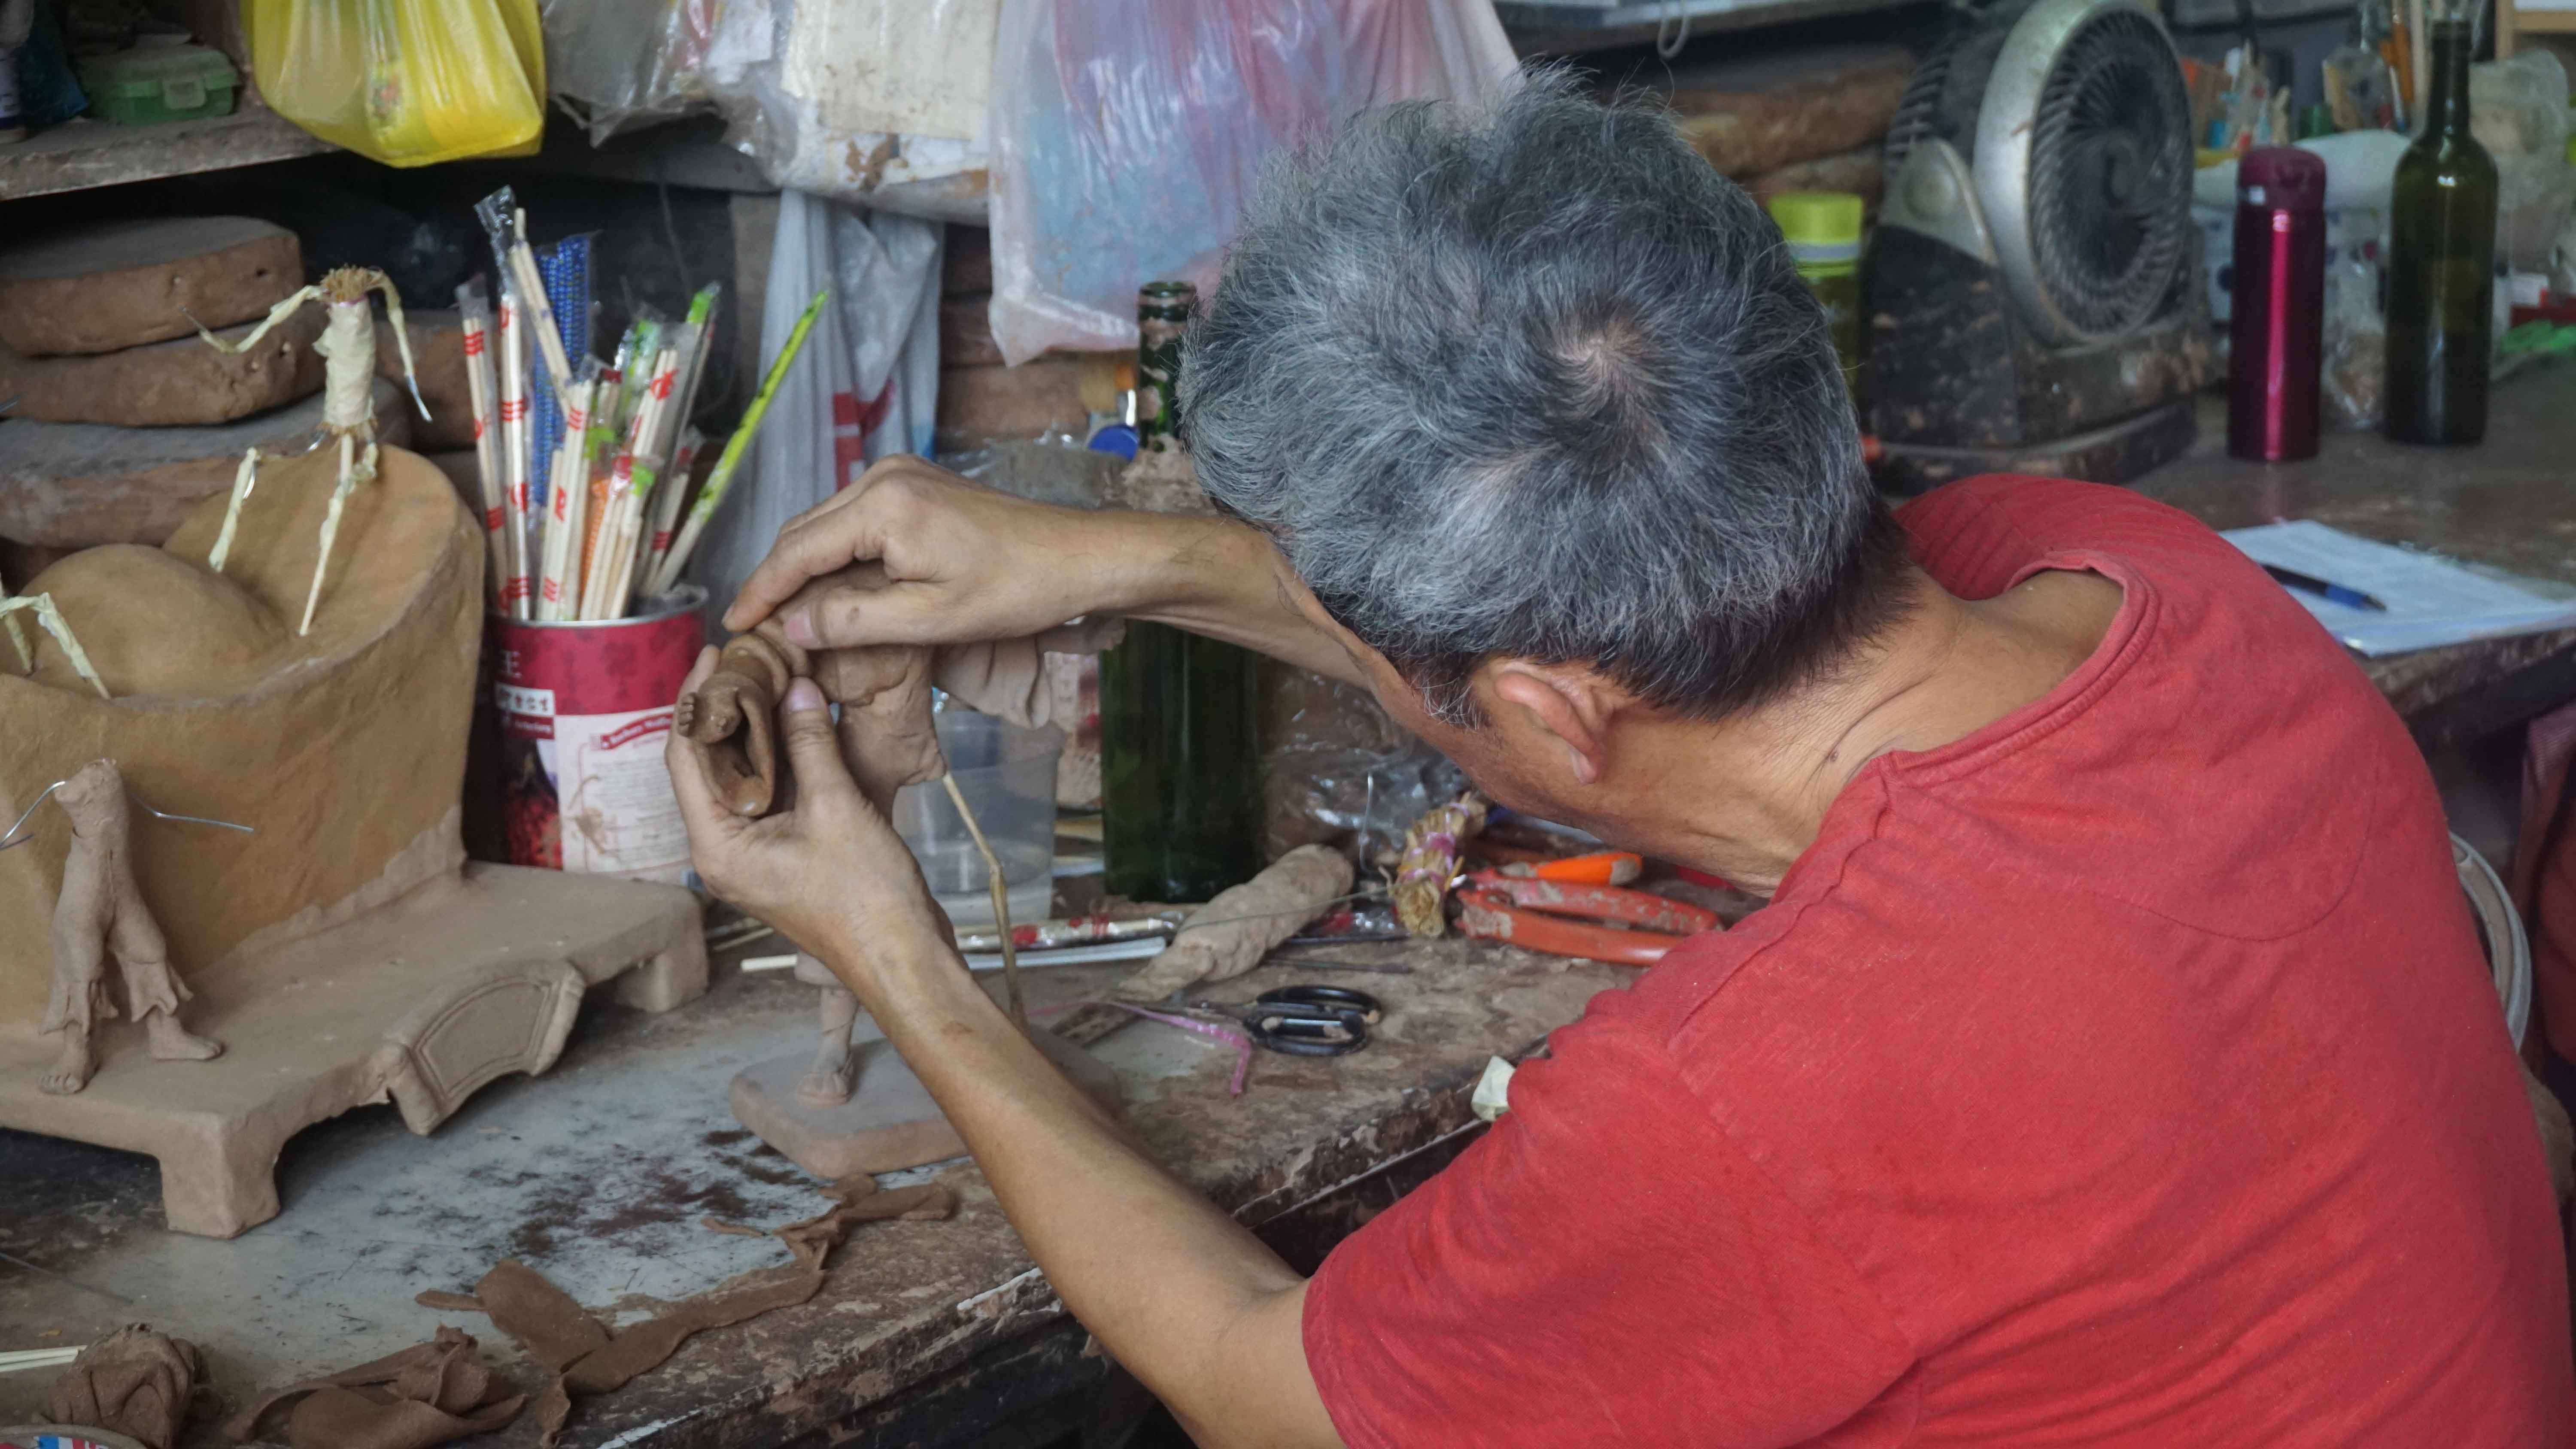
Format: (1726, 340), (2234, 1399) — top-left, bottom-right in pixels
(671, 80), (2571, 1446)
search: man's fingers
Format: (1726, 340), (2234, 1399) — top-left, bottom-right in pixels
(776, 677), (862, 806)
(725, 507), (891, 633)
(784, 579), (957, 651)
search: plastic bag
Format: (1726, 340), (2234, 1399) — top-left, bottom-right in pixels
(538, 0), (718, 143)
(247, 0), (544, 167)
(687, 190), (942, 625)
(987, 0), (1519, 364)
(2323, 256), (2385, 431)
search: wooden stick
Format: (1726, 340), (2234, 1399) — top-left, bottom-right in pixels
(496, 284), (535, 619)
(457, 279), (516, 610)
(942, 772), (1026, 1028)
(534, 373), (598, 621)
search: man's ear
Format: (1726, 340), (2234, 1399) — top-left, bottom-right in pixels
(1488, 664), (1616, 787)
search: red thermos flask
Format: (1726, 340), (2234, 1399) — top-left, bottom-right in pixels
(2228, 146), (2327, 461)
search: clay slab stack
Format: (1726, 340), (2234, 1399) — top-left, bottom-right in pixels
(0, 216), (419, 549)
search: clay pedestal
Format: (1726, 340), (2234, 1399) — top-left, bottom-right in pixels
(0, 864), (703, 1238)
(730, 1028), (1119, 1179)
(0, 444), (706, 1237)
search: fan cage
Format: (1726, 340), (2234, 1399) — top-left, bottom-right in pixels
(2023, 8), (2192, 338)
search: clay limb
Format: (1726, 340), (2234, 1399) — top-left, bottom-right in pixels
(35, 761), (223, 1096)
(1112, 845), (1357, 1003)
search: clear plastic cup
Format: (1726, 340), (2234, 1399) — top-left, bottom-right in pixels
(890, 711), (1062, 929)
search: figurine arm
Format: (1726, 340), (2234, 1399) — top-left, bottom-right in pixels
(191, 286), (321, 354)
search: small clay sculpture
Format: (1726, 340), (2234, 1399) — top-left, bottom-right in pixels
(18, 761), (231, 1094)
(195, 264), (428, 633)
(673, 629), (803, 818)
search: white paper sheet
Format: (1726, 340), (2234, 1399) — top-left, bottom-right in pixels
(2223, 519), (2576, 655)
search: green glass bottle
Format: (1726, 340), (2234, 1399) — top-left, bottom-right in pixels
(1101, 279), (1263, 902)
(1099, 621), (1263, 902)
(2384, 17), (2497, 446)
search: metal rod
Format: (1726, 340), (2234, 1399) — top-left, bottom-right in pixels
(0, 780), (254, 852)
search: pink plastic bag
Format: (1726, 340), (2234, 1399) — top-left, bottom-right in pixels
(987, 0), (1516, 365)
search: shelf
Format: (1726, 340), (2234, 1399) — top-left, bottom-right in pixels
(0, 105), (334, 203)
(1496, 0), (1919, 53)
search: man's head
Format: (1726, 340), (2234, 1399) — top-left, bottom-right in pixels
(1181, 75), (1913, 826)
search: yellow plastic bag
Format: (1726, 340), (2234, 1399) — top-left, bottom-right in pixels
(246, 0), (546, 167)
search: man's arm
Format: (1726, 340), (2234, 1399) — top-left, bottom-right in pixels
(668, 667), (1346, 1449)
(721, 456), (1369, 688)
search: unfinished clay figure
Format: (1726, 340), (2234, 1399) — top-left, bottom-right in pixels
(25, 761), (224, 1095)
(195, 265), (428, 634)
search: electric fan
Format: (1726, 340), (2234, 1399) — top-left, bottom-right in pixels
(1865, 0), (2213, 491)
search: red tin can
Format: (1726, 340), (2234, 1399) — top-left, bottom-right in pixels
(486, 587), (705, 880)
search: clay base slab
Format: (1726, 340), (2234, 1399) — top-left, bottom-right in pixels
(0, 863), (705, 1240)
(731, 1029), (1121, 1179)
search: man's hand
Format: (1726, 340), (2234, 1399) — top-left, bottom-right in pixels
(665, 646), (948, 984)
(724, 457), (1139, 653)
(721, 455), (1376, 690)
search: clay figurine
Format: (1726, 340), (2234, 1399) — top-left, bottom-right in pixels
(194, 265), (428, 634)
(674, 628), (802, 818)
(9, 761), (244, 1095)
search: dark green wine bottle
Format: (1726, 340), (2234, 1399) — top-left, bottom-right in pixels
(2384, 18), (2497, 446)
(1100, 621), (1263, 902)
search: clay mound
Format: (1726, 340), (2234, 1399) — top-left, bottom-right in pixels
(8, 445), (468, 703)
(0, 443), (482, 1025)
(18, 544), (287, 699)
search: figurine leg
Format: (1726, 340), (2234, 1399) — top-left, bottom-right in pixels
(140, 1007), (223, 1063)
(797, 983), (862, 1107)
(110, 902), (219, 1062)
(207, 447), (263, 574)
(39, 928), (107, 1097)
(41, 1032), (96, 1097)
(298, 433), (364, 636)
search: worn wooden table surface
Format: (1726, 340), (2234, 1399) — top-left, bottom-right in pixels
(0, 931), (1631, 1449)
(2137, 381), (2576, 750)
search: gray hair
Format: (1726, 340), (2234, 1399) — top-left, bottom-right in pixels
(1179, 73), (1911, 726)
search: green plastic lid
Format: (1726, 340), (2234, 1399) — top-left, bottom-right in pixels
(1767, 191), (1863, 264)
(76, 42), (236, 97)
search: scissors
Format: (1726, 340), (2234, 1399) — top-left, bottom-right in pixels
(1199, 985), (1382, 1056)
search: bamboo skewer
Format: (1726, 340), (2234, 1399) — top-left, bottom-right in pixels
(534, 372), (599, 621)
(583, 340), (683, 620)
(648, 289), (829, 599)
(457, 281), (515, 611)
(496, 282), (535, 619)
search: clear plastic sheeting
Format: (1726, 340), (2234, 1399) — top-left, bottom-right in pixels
(538, 0), (720, 142)
(986, 0), (1519, 364)
(689, 191), (943, 627)
(248, 0), (545, 166)
(540, 0), (999, 219)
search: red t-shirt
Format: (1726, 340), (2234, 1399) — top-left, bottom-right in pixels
(1304, 476), (2573, 1446)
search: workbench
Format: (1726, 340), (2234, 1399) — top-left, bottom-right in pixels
(11, 364), (2576, 1448)
(2139, 379), (2576, 753)
(0, 933), (1626, 1449)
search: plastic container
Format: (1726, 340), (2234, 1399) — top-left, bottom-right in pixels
(893, 711), (1063, 931)
(76, 41), (236, 125)
(1767, 191), (1864, 392)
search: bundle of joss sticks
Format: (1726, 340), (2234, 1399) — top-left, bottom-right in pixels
(457, 185), (760, 622)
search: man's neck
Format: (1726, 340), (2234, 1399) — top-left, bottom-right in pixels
(1618, 567), (2124, 894)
